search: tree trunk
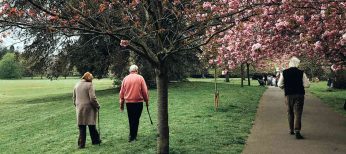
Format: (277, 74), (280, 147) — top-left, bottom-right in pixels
(225, 73), (230, 82)
(156, 67), (169, 154)
(334, 70), (346, 89)
(241, 63), (244, 87)
(310, 68), (314, 81)
(247, 63), (250, 86)
(214, 67), (219, 111)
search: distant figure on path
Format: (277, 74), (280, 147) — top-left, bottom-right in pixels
(73, 72), (101, 148)
(272, 76), (277, 87)
(258, 78), (265, 86)
(263, 74), (268, 85)
(267, 75), (273, 86)
(119, 65), (149, 142)
(278, 57), (310, 139)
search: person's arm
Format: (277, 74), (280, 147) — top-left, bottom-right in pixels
(119, 79), (125, 111)
(141, 78), (149, 106)
(303, 73), (310, 88)
(277, 73), (284, 89)
(89, 83), (100, 109)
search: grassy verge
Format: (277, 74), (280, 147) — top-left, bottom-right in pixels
(308, 81), (346, 116)
(0, 78), (265, 153)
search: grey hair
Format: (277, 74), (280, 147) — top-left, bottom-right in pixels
(129, 65), (139, 72)
(289, 56), (300, 68)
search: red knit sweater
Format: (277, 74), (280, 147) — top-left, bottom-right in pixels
(119, 72), (149, 104)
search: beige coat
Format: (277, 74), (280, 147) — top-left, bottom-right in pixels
(73, 80), (100, 125)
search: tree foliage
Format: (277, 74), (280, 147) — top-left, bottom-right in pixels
(21, 32), (57, 78)
(0, 52), (22, 79)
(67, 35), (123, 79)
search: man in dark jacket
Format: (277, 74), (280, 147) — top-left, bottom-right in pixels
(278, 56), (310, 139)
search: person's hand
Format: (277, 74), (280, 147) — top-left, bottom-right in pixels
(120, 103), (124, 112)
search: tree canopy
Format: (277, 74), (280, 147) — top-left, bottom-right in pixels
(0, 52), (22, 79)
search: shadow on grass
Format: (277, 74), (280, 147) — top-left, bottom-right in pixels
(212, 104), (242, 113)
(15, 88), (117, 104)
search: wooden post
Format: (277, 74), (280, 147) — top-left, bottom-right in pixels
(247, 63), (250, 86)
(214, 67), (219, 111)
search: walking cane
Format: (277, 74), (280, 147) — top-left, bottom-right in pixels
(146, 105), (153, 125)
(98, 108), (101, 146)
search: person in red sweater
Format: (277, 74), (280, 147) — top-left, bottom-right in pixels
(119, 65), (149, 142)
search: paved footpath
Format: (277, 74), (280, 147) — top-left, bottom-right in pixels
(242, 87), (346, 154)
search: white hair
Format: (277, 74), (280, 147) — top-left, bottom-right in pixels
(289, 56), (300, 68)
(129, 65), (138, 72)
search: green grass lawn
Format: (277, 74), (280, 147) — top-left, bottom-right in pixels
(0, 78), (265, 154)
(308, 81), (346, 116)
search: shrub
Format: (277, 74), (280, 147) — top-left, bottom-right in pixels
(0, 53), (22, 79)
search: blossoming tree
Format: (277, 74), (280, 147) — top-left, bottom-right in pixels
(0, 0), (271, 152)
(203, 1), (345, 87)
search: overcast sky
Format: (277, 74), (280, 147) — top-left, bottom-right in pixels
(1, 36), (25, 51)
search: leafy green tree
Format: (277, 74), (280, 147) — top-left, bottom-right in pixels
(22, 32), (57, 78)
(299, 56), (328, 81)
(0, 47), (9, 59)
(0, 53), (22, 79)
(56, 51), (73, 79)
(68, 35), (125, 79)
(9, 45), (15, 52)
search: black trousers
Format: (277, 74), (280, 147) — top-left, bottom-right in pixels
(78, 125), (101, 148)
(126, 102), (143, 140)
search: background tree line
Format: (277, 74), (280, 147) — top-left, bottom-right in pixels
(0, 34), (204, 83)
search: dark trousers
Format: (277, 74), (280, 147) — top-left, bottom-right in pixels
(285, 95), (304, 132)
(78, 125), (101, 148)
(126, 102), (143, 140)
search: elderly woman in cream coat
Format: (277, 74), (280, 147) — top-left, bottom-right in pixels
(73, 72), (101, 149)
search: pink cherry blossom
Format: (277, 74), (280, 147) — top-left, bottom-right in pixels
(251, 43), (261, 51)
(202, 2), (212, 9)
(120, 40), (129, 47)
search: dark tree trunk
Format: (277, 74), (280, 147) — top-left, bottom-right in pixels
(310, 68), (314, 81)
(241, 63), (244, 87)
(247, 63), (250, 86)
(155, 67), (169, 154)
(334, 70), (346, 89)
(225, 73), (230, 82)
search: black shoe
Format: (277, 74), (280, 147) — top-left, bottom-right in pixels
(92, 140), (102, 145)
(128, 138), (137, 142)
(78, 138), (85, 149)
(295, 133), (304, 139)
(290, 131), (295, 135)
(128, 136), (136, 142)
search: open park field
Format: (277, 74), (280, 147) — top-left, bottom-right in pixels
(0, 78), (266, 153)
